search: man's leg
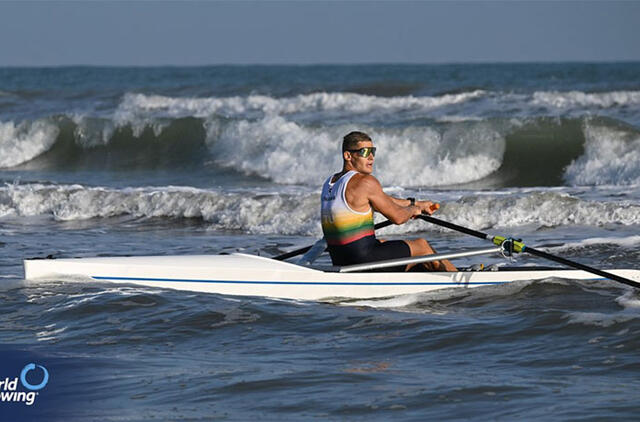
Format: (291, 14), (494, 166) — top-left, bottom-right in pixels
(404, 238), (457, 272)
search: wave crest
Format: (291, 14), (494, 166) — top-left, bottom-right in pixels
(533, 90), (640, 109)
(564, 122), (640, 186)
(209, 116), (505, 186)
(0, 119), (59, 168)
(118, 90), (487, 119)
(3, 184), (639, 235)
(0, 184), (321, 235)
(438, 191), (640, 230)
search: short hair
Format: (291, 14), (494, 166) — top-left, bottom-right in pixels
(342, 131), (371, 152)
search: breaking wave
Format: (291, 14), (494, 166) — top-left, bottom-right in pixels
(117, 90), (487, 120)
(120, 89), (640, 121)
(0, 115), (506, 187)
(2, 184), (639, 235)
(2, 90), (640, 188)
(564, 121), (640, 186)
(0, 183), (320, 235)
(0, 119), (59, 167)
(439, 190), (640, 231)
(208, 116), (504, 186)
(532, 90), (640, 109)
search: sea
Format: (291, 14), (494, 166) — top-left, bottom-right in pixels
(1, 63), (640, 421)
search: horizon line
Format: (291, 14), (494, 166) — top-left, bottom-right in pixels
(2, 59), (640, 69)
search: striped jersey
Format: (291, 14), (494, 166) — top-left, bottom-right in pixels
(321, 171), (375, 246)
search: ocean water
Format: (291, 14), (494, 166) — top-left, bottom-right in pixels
(1, 63), (640, 420)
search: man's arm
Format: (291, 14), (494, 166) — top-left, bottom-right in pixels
(360, 176), (420, 224)
(389, 197), (412, 207)
(388, 196), (438, 215)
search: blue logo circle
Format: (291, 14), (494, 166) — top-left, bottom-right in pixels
(20, 363), (49, 391)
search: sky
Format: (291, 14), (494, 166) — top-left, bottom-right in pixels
(0, 1), (639, 66)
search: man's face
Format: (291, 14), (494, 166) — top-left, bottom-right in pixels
(345, 140), (375, 174)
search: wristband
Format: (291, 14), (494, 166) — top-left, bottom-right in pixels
(407, 197), (415, 207)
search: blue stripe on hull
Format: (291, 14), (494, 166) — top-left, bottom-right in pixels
(92, 275), (512, 286)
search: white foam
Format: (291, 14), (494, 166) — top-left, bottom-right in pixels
(435, 115), (483, 123)
(372, 123), (504, 187)
(0, 119), (59, 168)
(117, 90), (487, 120)
(616, 290), (640, 309)
(0, 183), (323, 236)
(206, 116), (505, 186)
(532, 90), (640, 109)
(206, 115), (343, 185)
(564, 311), (637, 327)
(431, 191), (640, 232)
(57, 90), (497, 183)
(2, 184), (639, 235)
(339, 292), (438, 309)
(340, 279), (532, 311)
(545, 236), (640, 253)
(564, 123), (640, 186)
(385, 188), (640, 234)
(71, 114), (115, 147)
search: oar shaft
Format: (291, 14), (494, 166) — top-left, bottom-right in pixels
(418, 215), (490, 240)
(525, 247), (640, 289)
(274, 245), (312, 261)
(418, 214), (640, 289)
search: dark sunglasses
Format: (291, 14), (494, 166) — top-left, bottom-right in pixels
(347, 147), (376, 158)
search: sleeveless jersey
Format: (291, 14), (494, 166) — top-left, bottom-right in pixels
(321, 171), (375, 246)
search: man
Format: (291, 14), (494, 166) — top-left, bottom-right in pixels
(320, 131), (456, 272)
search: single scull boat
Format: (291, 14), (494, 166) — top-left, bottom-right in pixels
(23, 250), (640, 301)
(22, 215), (640, 300)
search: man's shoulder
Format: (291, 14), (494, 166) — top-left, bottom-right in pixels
(348, 173), (381, 191)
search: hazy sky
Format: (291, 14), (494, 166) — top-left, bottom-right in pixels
(1, 1), (639, 66)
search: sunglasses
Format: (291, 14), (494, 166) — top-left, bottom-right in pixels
(347, 147), (377, 158)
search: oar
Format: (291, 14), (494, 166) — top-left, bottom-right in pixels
(418, 214), (640, 289)
(274, 219), (394, 261)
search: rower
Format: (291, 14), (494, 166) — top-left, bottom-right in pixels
(320, 131), (457, 272)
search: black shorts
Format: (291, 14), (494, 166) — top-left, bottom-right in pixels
(328, 235), (411, 271)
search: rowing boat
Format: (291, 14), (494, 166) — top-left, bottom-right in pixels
(23, 252), (640, 301)
(22, 215), (640, 300)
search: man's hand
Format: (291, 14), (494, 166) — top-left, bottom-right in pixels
(417, 200), (440, 215)
(410, 204), (423, 218)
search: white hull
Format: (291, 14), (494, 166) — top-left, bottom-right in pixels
(23, 253), (640, 301)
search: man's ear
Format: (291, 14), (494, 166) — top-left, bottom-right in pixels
(343, 151), (351, 161)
